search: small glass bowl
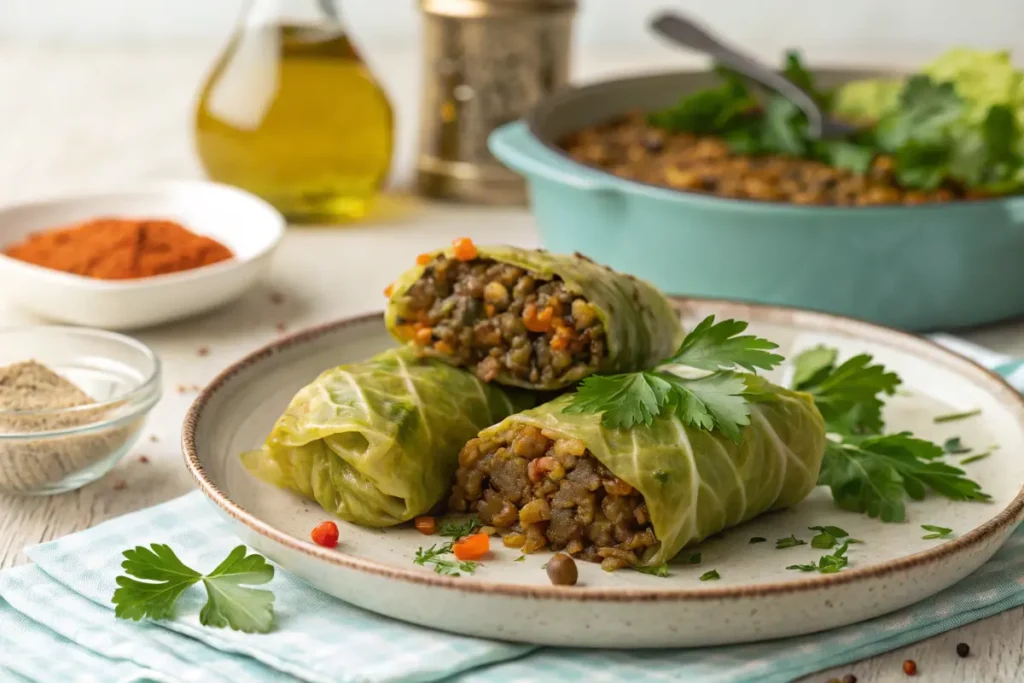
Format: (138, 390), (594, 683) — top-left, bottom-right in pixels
(0, 327), (161, 495)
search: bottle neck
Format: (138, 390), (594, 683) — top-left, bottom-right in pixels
(244, 0), (342, 27)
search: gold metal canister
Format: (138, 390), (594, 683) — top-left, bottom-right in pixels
(417, 0), (577, 204)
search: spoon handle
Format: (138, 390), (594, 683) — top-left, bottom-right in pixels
(649, 12), (824, 136)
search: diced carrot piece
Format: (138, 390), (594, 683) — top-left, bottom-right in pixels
(435, 340), (454, 355)
(416, 253), (432, 265)
(550, 335), (570, 351)
(414, 326), (433, 345)
(414, 516), (436, 535)
(537, 307), (554, 325)
(523, 304), (551, 333)
(311, 521), (339, 548)
(384, 283), (395, 298)
(453, 533), (490, 560)
(452, 237), (478, 261)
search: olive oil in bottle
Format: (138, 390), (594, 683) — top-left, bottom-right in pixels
(194, 1), (393, 222)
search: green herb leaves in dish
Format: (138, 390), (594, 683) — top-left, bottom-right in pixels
(699, 570), (721, 581)
(808, 525), (860, 549)
(240, 347), (529, 527)
(438, 516), (479, 541)
(635, 563), (670, 577)
(819, 433), (991, 523)
(113, 544), (275, 633)
(921, 524), (955, 540)
(652, 48), (1024, 195)
(775, 535), (807, 549)
(567, 316), (783, 440)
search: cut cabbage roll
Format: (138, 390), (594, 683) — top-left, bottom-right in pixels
(242, 347), (531, 527)
(449, 381), (826, 568)
(385, 244), (683, 390)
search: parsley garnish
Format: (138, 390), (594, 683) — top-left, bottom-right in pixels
(921, 524), (954, 540)
(791, 347), (901, 435)
(934, 409), (981, 424)
(961, 452), (993, 465)
(749, 537), (767, 544)
(775, 535), (806, 549)
(685, 552), (702, 564)
(438, 516), (479, 541)
(808, 525), (859, 549)
(818, 433), (991, 523)
(112, 544), (274, 633)
(514, 555), (526, 562)
(413, 543), (478, 576)
(943, 437), (970, 455)
(635, 563), (670, 577)
(699, 570), (720, 581)
(787, 542), (851, 574)
(565, 316), (782, 440)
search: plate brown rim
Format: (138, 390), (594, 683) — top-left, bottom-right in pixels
(182, 297), (1024, 602)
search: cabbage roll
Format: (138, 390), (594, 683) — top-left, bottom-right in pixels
(385, 244), (683, 390)
(449, 382), (826, 568)
(242, 347), (531, 527)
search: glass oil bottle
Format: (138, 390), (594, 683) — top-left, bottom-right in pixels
(194, 0), (394, 222)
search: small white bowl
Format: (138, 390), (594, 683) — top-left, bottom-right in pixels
(0, 181), (285, 330)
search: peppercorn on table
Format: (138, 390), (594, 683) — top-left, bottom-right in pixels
(0, 41), (1022, 683)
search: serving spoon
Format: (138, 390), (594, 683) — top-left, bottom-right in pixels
(649, 12), (858, 140)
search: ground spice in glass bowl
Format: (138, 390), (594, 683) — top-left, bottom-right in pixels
(0, 328), (161, 495)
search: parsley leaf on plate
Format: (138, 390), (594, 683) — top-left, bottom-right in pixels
(775, 535), (807, 549)
(818, 433), (991, 523)
(791, 348), (901, 435)
(635, 563), (670, 577)
(934, 409), (982, 424)
(565, 316), (780, 439)
(943, 437), (970, 455)
(112, 544), (274, 633)
(668, 316), (784, 373)
(414, 543), (478, 577)
(961, 451), (993, 465)
(787, 542), (851, 574)
(684, 552), (702, 564)
(921, 524), (954, 540)
(699, 570), (720, 581)
(808, 525), (853, 549)
(438, 516), (479, 541)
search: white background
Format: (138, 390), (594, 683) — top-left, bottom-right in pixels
(2, 0), (1023, 63)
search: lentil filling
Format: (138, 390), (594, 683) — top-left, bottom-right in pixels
(560, 111), (977, 206)
(449, 424), (657, 571)
(390, 255), (606, 386)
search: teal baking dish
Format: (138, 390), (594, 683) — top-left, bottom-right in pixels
(489, 70), (1024, 331)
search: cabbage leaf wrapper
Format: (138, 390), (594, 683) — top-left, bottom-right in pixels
(473, 381), (826, 565)
(242, 347), (532, 527)
(385, 245), (684, 390)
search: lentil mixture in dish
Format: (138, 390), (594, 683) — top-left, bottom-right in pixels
(385, 241), (683, 391)
(560, 112), (966, 206)
(390, 255), (606, 388)
(450, 424), (656, 571)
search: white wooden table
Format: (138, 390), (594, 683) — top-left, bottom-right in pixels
(0, 42), (1022, 683)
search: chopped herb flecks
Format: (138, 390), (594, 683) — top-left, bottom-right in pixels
(921, 524), (954, 540)
(635, 563), (669, 577)
(749, 537), (767, 544)
(413, 543), (478, 576)
(787, 542), (851, 574)
(775, 535), (806, 549)
(699, 570), (720, 581)
(438, 516), (479, 541)
(961, 452), (992, 465)
(943, 437), (970, 454)
(934, 409), (981, 424)
(685, 552), (702, 564)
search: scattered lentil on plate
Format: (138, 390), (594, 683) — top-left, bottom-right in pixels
(903, 659), (917, 676)
(956, 642), (970, 658)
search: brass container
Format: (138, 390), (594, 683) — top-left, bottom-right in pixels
(417, 0), (577, 204)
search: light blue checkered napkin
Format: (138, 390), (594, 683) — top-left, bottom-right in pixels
(1, 337), (1023, 683)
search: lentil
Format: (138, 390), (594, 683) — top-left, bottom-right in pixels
(546, 553), (579, 586)
(956, 642), (970, 658)
(903, 659), (917, 676)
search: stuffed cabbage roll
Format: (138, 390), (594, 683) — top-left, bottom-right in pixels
(385, 243), (683, 390)
(242, 347), (531, 527)
(449, 382), (826, 568)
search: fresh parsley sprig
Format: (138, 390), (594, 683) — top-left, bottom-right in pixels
(566, 316), (782, 440)
(438, 516), (479, 541)
(112, 544), (275, 633)
(921, 524), (954, 540)
(818, 433), (991, 523)
(791, 346), (901, 435)
(635, 563), (670, 577)
(413, 542), (478, 576)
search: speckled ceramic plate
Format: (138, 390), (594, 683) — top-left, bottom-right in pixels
(182, 299), (1024, 648)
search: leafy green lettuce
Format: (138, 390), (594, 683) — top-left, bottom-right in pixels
(242, 347), (531, 527)
(386, 245), (684, 390)
(477, 382), (826, 565)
